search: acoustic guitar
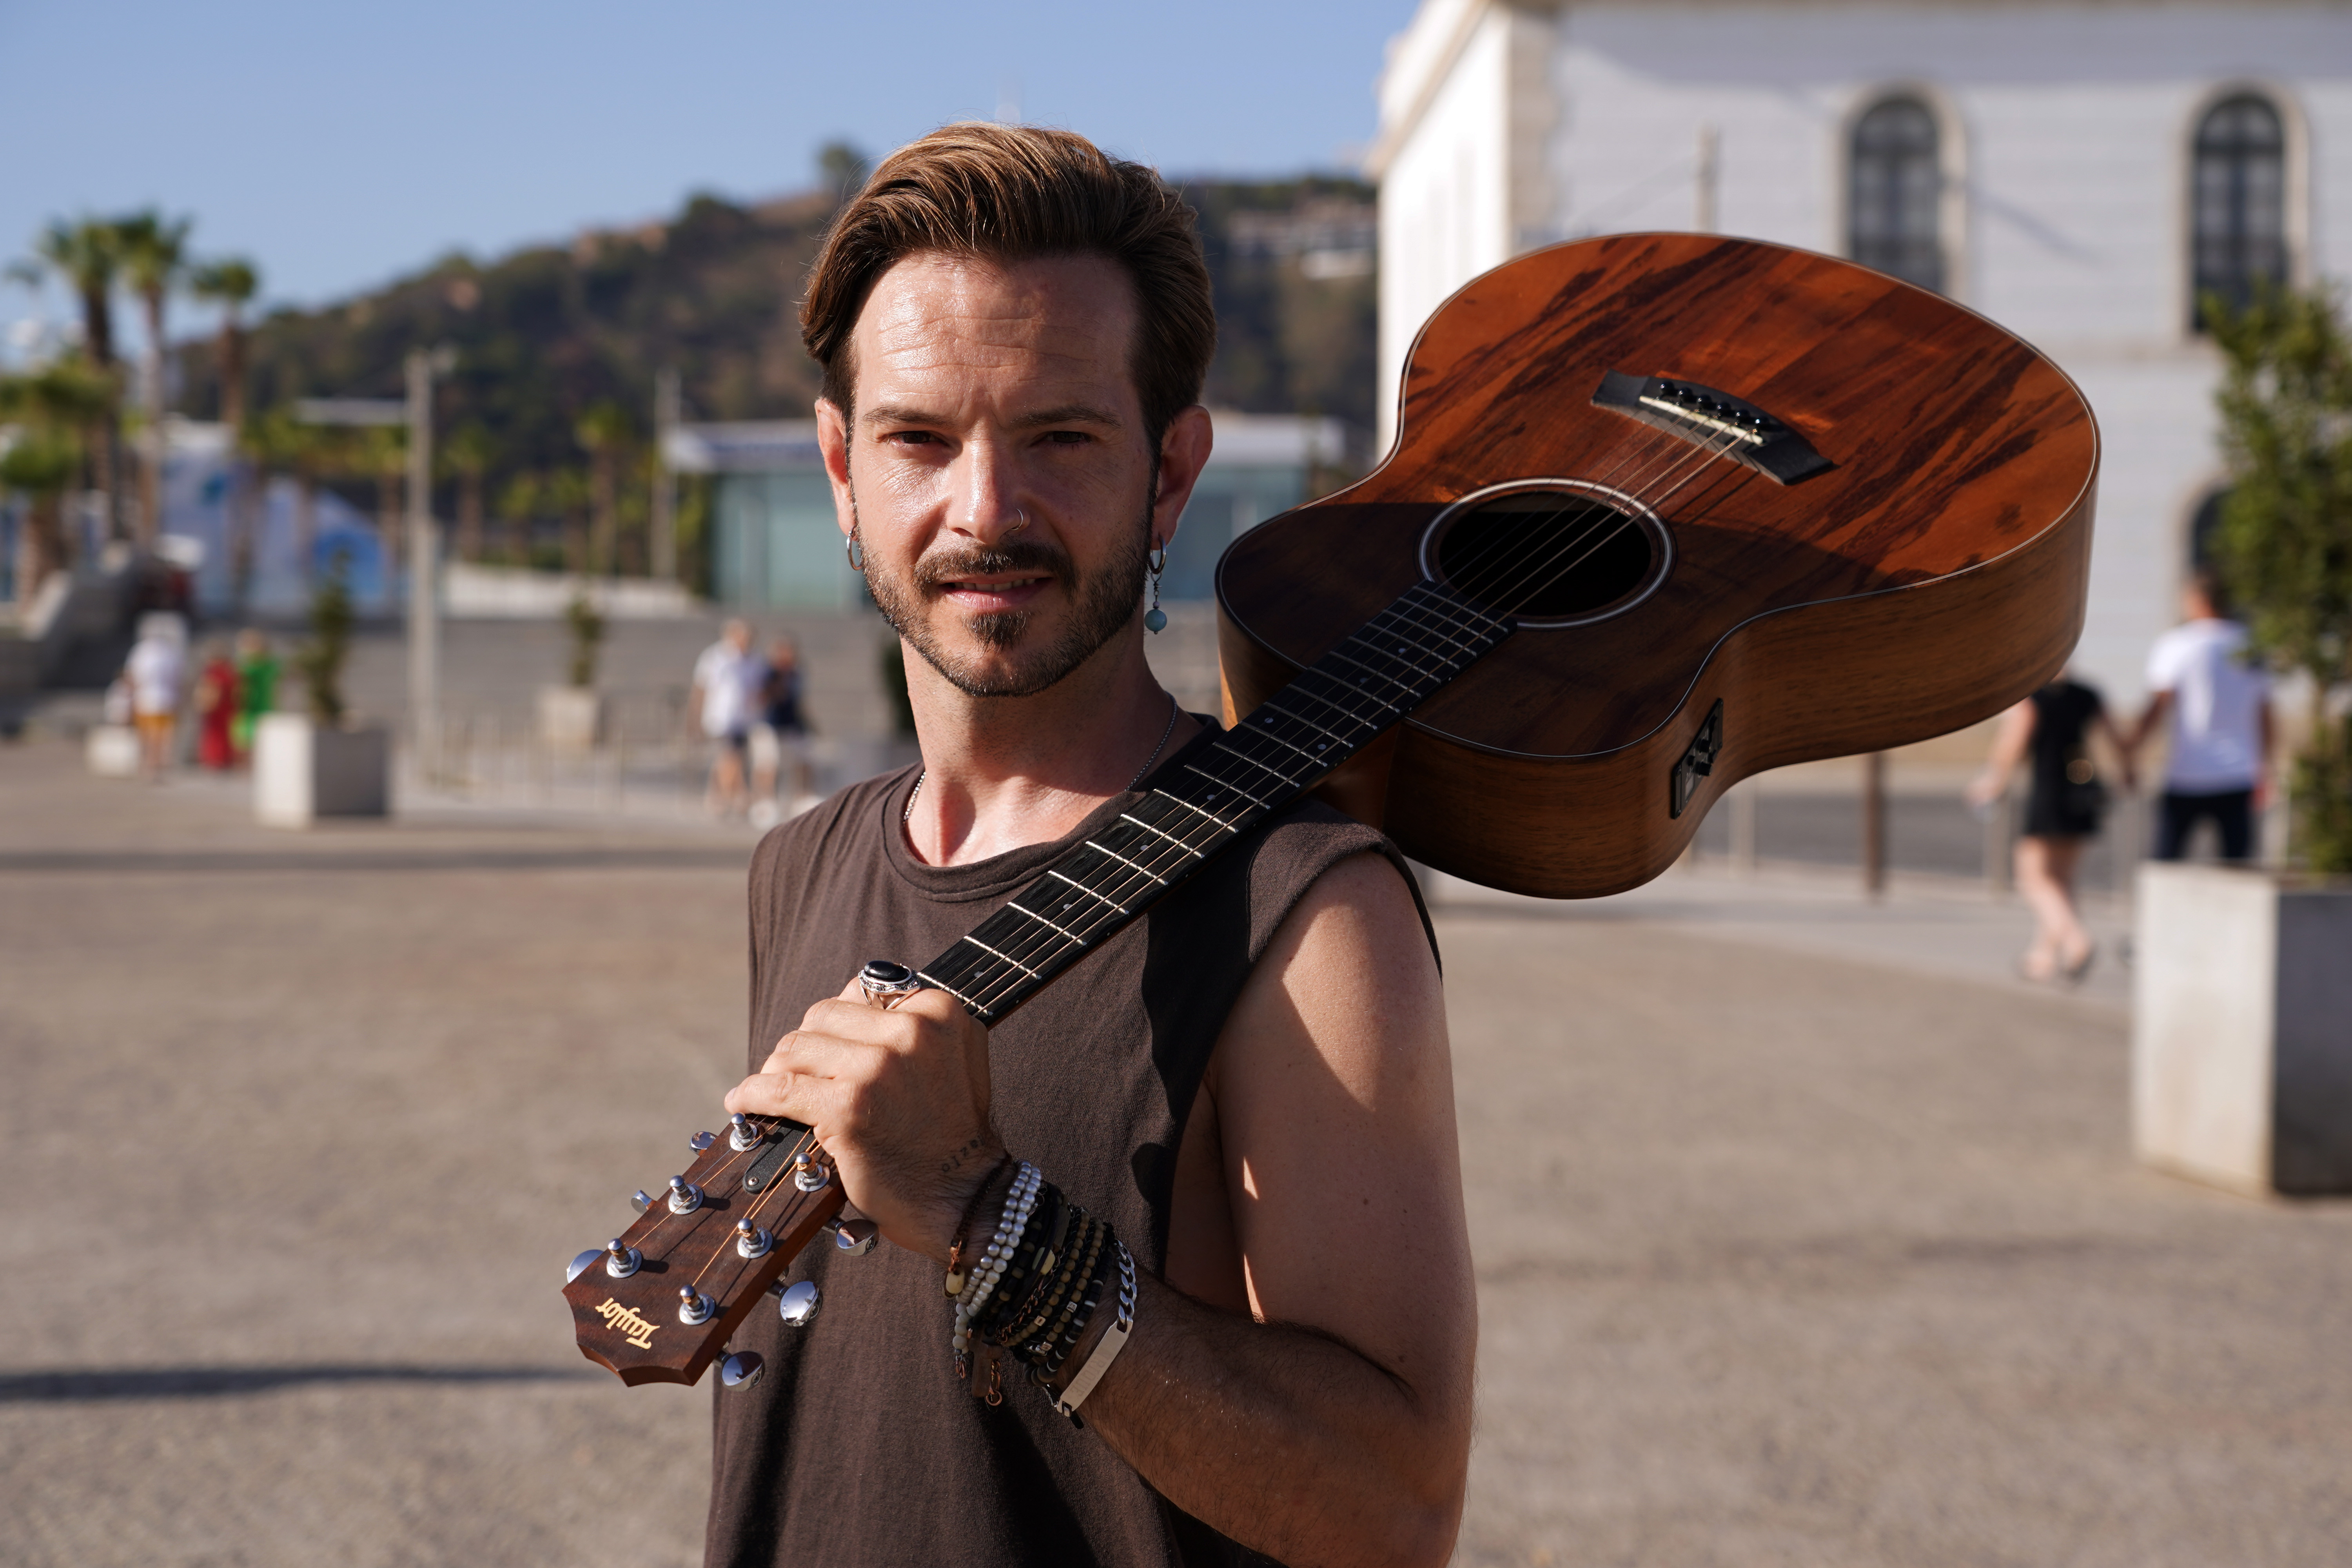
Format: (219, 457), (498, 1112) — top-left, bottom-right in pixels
(563, 232), (2098, 1388)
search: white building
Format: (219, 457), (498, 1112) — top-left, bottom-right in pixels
(1368, 0), (2352, 702)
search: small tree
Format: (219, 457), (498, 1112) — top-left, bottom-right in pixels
(564, 590), (605, 689)
(296, 552), (355, 726)
(2207, 283), (2352, 872)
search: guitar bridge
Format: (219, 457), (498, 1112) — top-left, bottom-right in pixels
(1593, 372), (1830, 484)
(1670, 701), (1724, 819)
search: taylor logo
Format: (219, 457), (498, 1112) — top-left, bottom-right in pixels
(597, 1297), (659, 1349)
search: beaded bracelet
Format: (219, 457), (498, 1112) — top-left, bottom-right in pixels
(951, 1161), (1039, 1379)
(1004, 1211), (1099, 1353)
(977, 1188), (1069, 1341)
(1020, 1213), (1104, 1359)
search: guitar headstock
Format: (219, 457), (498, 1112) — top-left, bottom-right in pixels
(563, 1114), (850, 1386)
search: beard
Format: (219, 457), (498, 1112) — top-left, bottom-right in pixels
(861, 497), (1154, 700)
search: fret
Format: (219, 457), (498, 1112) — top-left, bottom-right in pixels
(1236, 712), (1335, 770)
(958, 934), (1042, 982)
(1046, 867), (1128, 916)
(1254, 696), (1360, 750)
(1292, 666), (1399, 725)
(1366, 602), (1481, 665)
(1120, 811), (1208, 860)
(1221, 723), (1319, 781)
(1179, 760), (1274, 811)
(1182, 753), (1284, 804)
(915, 967), (984, 1013)
(1397, 582), (1503, 642)
(1084, 838), (1174, 889)
(1146, 789), (1247, 840)
(1322, 644), (1426, 702)
(1005, 891), (1089, 945)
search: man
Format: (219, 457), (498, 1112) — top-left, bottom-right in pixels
(709, 125), (1474, 1568)
(2128, 566), (2274, 862)
(691, 618), (760, 818)
(747, 634), (813, 828)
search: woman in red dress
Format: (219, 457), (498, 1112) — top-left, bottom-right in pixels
(193, 642), (241, 771)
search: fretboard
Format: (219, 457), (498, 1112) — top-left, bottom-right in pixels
(915, 579), (1513, 1025)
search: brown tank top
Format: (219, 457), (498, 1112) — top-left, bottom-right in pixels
(704, 722), (1432, 1568)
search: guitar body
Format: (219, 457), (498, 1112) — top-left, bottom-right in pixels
(1215, 232), (2099, 898)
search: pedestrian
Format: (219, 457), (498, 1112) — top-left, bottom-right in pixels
(123, 615), (186, 783)
(1967, 670), (2133, 980)
(2127, 565), (2274, 862)
(689, 618), (760, 818)
(747, 633), (814, 828)
(233, 628), (279, 765)
(192, 639), (241, 772)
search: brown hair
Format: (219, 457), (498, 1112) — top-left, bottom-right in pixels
(800, 123), (1214, 448)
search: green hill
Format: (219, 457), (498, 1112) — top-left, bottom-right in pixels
(175, 171), (1376, 560)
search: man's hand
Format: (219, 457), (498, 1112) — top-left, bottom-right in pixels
(724, 977), (1004, 1263)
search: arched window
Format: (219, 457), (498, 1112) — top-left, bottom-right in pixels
(1849, 96), (1944, 292)
(2191, 94), (2287, 327)
(2190, 488), (2232, 567)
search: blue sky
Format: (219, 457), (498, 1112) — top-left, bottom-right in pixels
(0, 0), (1417, 350)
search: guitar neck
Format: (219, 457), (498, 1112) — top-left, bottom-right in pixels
(915, 579), (1513, 1025)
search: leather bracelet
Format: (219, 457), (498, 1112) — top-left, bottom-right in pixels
(1025, 1215), (1104, 1358)
(1051, 1241), (1136, 1418)
(1007, 1211), (1099, 1352)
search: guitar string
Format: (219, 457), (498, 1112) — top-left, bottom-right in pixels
(942, 419), (1763, 1019)
(1429, 419), (1700, 602)
(1425, 395), (1763, 602)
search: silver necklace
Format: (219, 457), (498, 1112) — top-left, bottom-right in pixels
(904, 693), (1181, 824)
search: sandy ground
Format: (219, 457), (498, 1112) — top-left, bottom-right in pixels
(2, 739), (2344, 1567)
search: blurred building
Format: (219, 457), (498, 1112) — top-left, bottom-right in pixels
(673, 410), (1345, 612)
(1369, 0), (2352, 702)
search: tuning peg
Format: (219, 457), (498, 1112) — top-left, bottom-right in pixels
(773, 1278), (821, 1327)
(792, 1150), (831, 1194)
(829, 1217), (878, 1256)
(689, 1131), (716, 1153)
(632, 1189), (653, 1214)
(729, 1112), (761, 1152)
(567, 1248), (604, 1284)
(667, 1175), (704, 1215)
(603, 1238), (642, 1278)
(720, 1351), (764, 1390)
(736, 1218), (773, 1259)
(678, 1285), (715, 1325)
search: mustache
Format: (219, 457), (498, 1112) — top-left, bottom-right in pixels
(913, 539), (1073, 594)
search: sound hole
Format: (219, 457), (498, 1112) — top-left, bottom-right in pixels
(1435, 488), (1658, 620)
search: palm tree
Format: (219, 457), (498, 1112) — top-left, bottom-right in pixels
(575, 401), (632, 575)
(0, 361), (114, 598)
(113, 210), (193, 545)
(442, 423), (494, 563)
(192, 258), (261, 608)
(24, 218), (125, 537)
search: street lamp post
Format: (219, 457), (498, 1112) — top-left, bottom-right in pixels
(298, 341), (455, 774)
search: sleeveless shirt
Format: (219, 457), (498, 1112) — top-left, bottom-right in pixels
(704, 724), (1434, 1568)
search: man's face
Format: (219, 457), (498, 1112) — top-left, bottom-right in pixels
(818, 252), (1176, 699)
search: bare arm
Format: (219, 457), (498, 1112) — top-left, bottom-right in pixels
(726, 853), (1474, 1568)
(1965, 700), (2035, 808)
(1076, 853), (1474, 1568)
(2091, 710), (2138, 794)
(2125, 690), (2172, 757)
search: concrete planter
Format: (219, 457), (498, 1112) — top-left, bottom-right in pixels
(254, 713), (390, 827)
(85, 724), (140, 777)
(2133, 863), (2352, 1196)
(537, 685), (605, 752)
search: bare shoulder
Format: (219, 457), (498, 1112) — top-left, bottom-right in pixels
(1207, 850), (1471, 1391)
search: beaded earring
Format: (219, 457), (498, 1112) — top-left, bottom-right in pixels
(1144, 544), (1167, 634)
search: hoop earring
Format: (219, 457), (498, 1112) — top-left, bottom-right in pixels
(846, 534), (865, 571)
(1144, 543), (1167, 634)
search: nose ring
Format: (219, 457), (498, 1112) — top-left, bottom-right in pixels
(1009, 509), (1029, 534)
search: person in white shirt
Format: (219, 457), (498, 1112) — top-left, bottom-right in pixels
(123, 618), (187, 783)
(690, 619), (761, 818)
(2127, 567), (2274, 862)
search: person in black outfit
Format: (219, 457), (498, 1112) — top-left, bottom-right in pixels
(1966, 672), (2134, 981)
